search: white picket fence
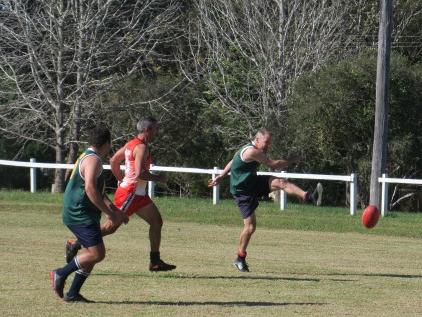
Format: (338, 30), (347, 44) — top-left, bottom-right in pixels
(2, 158), (421, 216)
(0, 158), (360, 215)
(379, 174), (422, 216)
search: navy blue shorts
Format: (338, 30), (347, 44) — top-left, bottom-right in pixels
(233, 175), (272, 219)
(67, 222), (103, 248)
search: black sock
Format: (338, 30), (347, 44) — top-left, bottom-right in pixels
(56, 257), (80, 279)
(150, 251), (160, 264)
(67, 270), (89, 298)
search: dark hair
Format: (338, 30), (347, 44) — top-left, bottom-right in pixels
(137, 116), (158, 132)
(88, 125), (111, 147)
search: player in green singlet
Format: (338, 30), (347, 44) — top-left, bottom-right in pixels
(209, 128), (322, 272)
(49, 125), (127, 302)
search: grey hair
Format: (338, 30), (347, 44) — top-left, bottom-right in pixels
(253, 128), (271, 140)
(136, 116), (158, 132)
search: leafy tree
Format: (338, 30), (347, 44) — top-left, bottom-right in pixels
(101, 71), (227, 197)
(287, 51), (422, 208)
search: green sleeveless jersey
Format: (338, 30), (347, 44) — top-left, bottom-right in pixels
(62, 148), (105, 225)
(230, 143), (260, 195)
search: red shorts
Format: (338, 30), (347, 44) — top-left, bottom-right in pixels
(114, 186), (153, 216)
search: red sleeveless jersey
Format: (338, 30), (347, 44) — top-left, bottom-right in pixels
(119, 136), (152, 195)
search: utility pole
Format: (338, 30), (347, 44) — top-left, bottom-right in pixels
(369, 0), (393, 208)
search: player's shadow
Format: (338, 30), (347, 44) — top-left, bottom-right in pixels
(162, 274), (355, 283)
(96, 272), (355, 282)
(323, 272), (422, 279)
(176, 274), (322, 282)
(93, 300), (327, 307)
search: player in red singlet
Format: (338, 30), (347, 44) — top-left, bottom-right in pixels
(110, 117), (176, 271)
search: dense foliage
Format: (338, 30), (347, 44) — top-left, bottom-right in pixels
(287, 52), (422, 208)
(1, 0), (421, 209)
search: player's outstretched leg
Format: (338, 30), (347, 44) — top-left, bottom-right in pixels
(271, 178), (323, 206)
(304, 183), (323, 206)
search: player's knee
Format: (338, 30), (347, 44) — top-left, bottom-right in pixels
(85, 249), (105, 264)
(246, 223), (256, 235)
(152, 215), (163, 228)
(96, 254), (105, 263)
(276, 178), (288, 190)
(94, 249), (106, 263)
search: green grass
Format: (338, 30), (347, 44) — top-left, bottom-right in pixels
(0, 190), (63, 204)
(158, 196), (422, 238)
(2, 190), (422, 238)
(2, 191), (422, 316)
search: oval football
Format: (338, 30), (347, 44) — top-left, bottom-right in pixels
(362, 205), (380, 229)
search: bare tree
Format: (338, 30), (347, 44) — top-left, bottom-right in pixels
(179, 0), (420, 148)
(179, 0), (367, 146)
(0, 0), (180, 191)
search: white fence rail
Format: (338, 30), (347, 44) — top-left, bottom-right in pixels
(379, 173), (422, 217)
(0, 158), (359, 214)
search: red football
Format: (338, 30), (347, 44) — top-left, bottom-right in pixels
(361, 205), (380, 229)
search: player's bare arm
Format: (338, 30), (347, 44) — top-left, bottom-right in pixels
(133, 143), (167, 183)
(110, 147), (125, 182)
(81, 155), (120, 225)
(244, 148), (290, 170)
(208, 160), (232, 187)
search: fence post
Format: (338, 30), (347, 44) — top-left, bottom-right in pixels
(30, 158), (37, 193)
(148, 164), (155, 198)
(212, 166), (220, 205)
(279, 190), (287, 210)
(381, 173), (388, 216)
(279, 171), (287, 210)
(350, 173), (357, 216)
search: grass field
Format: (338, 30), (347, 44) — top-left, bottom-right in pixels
(1, 191), (422, 316)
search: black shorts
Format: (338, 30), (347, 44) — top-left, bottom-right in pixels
(233, 175), (271, 219)
(67, 222), (103, 248)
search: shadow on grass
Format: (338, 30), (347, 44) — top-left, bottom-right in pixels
(323, 272), (422, 279)
(95, 272), (355, 282)
(93, 300), (327, 307)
